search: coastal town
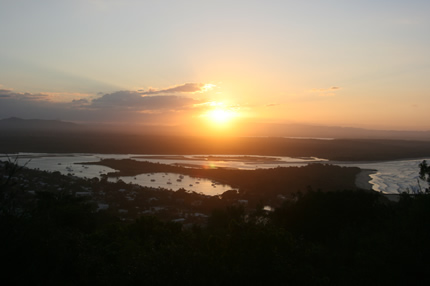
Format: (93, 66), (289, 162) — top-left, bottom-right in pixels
(3, 156), (430, 285)
(1, 157), (363, 225)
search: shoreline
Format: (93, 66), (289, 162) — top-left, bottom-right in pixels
(2, 134), (430, 162)
(2, 151), (430, 165)
(355, 169), (377, 191)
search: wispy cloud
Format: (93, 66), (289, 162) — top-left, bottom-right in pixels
(0, 87), (92, 102)
(0, 90), (50, 101)
(0, 89), (12, 98)
(138, 83), (215, 95)
(309, 86), (342, 97)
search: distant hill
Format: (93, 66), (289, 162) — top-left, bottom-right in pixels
(237, 122), (430, 141)
(0, 117), (80, 132)
(73, 121), (430, 141)
(2, 117), (430, 161)
(1, 116), (430, 141)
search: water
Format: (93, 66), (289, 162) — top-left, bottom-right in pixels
(1, 153), (428, 195)
(340, 159), (430, 194)
(0, 153), (118, 178)
(107, 173), (232, 196)
(0, 153), (326, 196)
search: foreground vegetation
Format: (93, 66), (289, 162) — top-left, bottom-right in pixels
(1, 160), (430, 285)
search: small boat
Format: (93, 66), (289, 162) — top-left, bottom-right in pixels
(150, 179), (155, 182)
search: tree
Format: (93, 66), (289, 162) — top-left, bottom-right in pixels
(0, 156), (31, 216)
(418, 160), (430, 193)
(419, 160), (430, 181)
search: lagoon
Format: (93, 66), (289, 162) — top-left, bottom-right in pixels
(107, 173), (232, 196)
(1, 153), (428, 195)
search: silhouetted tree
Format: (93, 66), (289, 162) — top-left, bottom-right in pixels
(418, 160), (430, 193)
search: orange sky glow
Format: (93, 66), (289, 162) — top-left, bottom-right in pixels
(1, 1), (430, 135)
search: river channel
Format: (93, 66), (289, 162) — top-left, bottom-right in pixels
(1, 153), (428, 195)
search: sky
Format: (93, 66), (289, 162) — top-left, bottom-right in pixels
(1, 0), (430, 134)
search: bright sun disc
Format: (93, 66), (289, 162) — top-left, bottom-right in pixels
(206, 108), (236, 124)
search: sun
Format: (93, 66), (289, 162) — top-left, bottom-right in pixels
(206, 108), (235, 124)
(197, 102), (241, 133)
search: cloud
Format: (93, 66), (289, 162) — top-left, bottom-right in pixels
(90, 90), (200, 111)
(0, 87), (94, 120)
(309, 86), (342, 97)
(0, 83), (217, 124)
(0, 89), (51, 101)
(0, 89), (12, 93)
(0, 89), (12, 97)
(71, 98), (90, 108)
(311, 86), (341, 92)
(139, 83), (214, 95)
(41, 92), (93, 101)
(17, 93), (51, 101)
(72, 98), (89, 104)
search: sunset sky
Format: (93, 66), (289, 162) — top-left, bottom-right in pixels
(1, 0), (430, 133)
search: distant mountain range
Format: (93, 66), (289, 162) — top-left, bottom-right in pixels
(239, 122), (430, 141)
(1, 117), (430, 140)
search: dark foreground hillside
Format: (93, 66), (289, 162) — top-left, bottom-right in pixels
(1, 161), (430, 285)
